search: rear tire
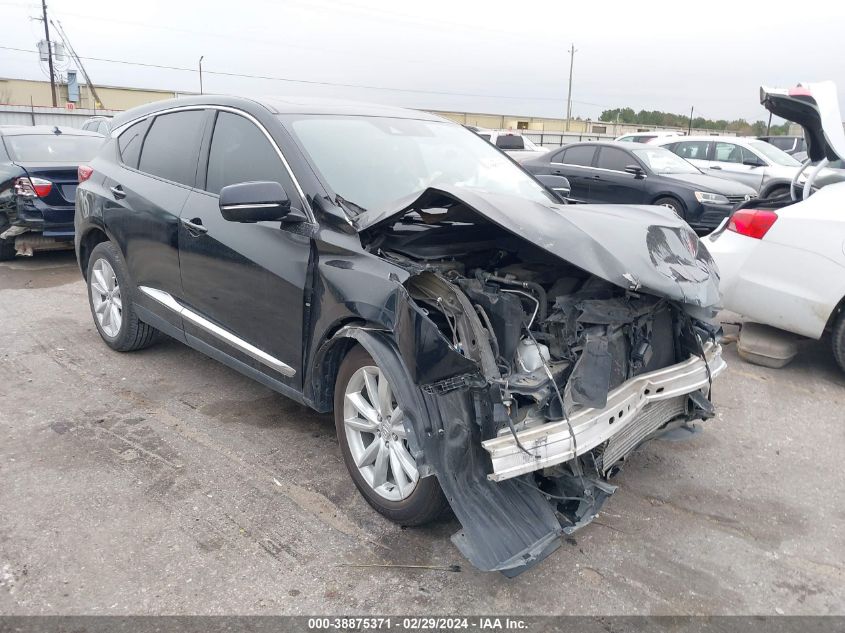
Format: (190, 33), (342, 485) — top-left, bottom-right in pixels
(832, 310), (845, 373)
(86, 241), (159, 352)
(334, 345), (447, 525)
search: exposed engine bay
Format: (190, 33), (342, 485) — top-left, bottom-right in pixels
(359, 194), (724, 573)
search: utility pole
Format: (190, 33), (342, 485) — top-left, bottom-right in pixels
(198, 56), (204, 94)
(565, 44), (576, 132)
(52, 20), (104, 109)
(765, 110), (773, 135)
(688, 106), (694, 135)
(40, 0), (57, 106)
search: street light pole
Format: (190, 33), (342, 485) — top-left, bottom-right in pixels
(565, 44), (577, 132)
(688, 106), (694, 135)
(198, 56), (204, 95)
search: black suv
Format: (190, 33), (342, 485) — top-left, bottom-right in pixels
(75, 96), (725, 576)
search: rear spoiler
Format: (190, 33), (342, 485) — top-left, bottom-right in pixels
(760, 81), (845, 163)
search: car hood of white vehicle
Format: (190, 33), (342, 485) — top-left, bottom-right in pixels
(358, 185), (722, 309)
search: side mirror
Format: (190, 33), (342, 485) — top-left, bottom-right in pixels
(219, 181), (301, 223)
(625, 165), (646, 178)
(742, 159), (764, 167)
(535, 174), (571, 202)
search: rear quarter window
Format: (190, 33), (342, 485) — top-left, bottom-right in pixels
(137, 110), (207, 186)
(118, 119), (149, 169)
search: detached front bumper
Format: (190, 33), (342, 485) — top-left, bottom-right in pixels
(482, 342), (726, 481)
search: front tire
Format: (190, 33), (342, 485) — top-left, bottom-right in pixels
(832, 309), (845, 373)
(654, 196), (684, 218)
(334, 345), (446, 525)
(86, 241), (158, 352)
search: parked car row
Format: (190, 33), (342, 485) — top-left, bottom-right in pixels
(522, 141), (756, 232)
(6, 83), (841, 577)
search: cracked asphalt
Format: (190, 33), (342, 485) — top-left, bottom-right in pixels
(1, 251), (843, 615)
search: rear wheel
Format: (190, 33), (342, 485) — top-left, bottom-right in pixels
(334, 345), (447, 525)
(832, 310), (845, 373)
(86, 241), (159, 352)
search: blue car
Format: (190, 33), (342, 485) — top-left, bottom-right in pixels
(0, 125), (103, 259)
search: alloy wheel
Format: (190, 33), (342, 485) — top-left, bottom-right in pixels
(343, 365), (419, 501)
(90, 258), (123, 338)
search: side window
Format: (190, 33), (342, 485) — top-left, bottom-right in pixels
(740, 146), (763, 165)
(596, 147), (632, 172)
(714, 142), (743, 163)
(98, 121), (110, 135)
(561, 145), (596, 167)
(138, 110), (206, 186)
(616, 136), (633, 142)
(118, 119), (149, 169)
(496, 135), (525, 150)
(674, 141), (709, 160)
(205, 111), (287, 195)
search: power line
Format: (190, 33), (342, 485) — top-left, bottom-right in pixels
(0, 44), (610, 106)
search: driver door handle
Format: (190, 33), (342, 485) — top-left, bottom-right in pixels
(709, 165), (722, 170)
(181, 217), (208, 236)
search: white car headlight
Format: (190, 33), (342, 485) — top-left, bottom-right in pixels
(695, 191), (730, 205)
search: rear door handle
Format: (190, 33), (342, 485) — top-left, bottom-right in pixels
(709, 166), (722, 170)
(110, 185), (126, 199)
(181, 217), (208, 235)
(590, 175), (602, 180)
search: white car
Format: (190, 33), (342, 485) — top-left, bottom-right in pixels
(474, 130), (548, 163)
(654, 134), (838, 198)
(705, 81), (845, 371)
(614, 130), (682, 144)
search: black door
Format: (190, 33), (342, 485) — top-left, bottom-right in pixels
(177, 109), (311, 386)
(101, 110), (207, 330)
(549, 145), (596, 202)
(589, 146), (647, 204)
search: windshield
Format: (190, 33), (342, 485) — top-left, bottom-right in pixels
(632, 147), (700, 174)
(284, 116), (554, 212)
(748, 140), (801, 167)
(3, 134), (103, 162)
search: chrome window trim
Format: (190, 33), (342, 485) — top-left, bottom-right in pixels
(138, 286), (296, 377)
(549, 162), (637, 176)
(111, 104), (314, 222)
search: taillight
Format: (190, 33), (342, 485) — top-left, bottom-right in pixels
(727, 209), (778, 239)
(78, 165), (94, 182)
(14, 177), (53, 198)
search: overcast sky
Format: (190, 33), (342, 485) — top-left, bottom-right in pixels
(2, 0), (843, 123)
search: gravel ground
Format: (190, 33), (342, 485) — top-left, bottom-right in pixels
(0, 251), (843, 615)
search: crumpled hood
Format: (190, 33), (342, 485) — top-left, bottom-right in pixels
(358, 185), (721, 308)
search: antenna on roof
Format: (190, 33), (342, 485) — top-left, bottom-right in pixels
(53, 126), (62, 134)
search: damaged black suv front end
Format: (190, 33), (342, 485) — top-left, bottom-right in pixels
(348, 186), (725, 576)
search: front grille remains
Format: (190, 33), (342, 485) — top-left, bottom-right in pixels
(726, 194), (757, 205)
(599, 395), (686, 474)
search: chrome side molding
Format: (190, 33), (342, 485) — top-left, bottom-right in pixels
(138, 286), (296, 377)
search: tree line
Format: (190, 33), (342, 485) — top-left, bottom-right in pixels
(598, 107), (790, 136)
